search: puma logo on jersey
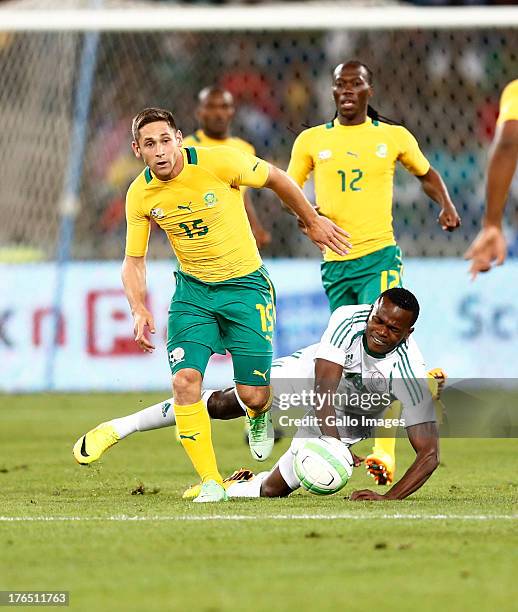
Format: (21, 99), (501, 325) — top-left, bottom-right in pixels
(178, 203), (193, 212)
(346, 151), (359, 158)
(252, 161), (260, 171)
(253, 368), (269, 381)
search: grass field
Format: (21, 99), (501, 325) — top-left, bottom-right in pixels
(1, 394), (517, 612)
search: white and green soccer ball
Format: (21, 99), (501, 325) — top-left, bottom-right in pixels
(294, 436), (354, 495)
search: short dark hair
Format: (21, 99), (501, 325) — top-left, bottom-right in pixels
(379, 287), (420, 325)
(131, 107), (177, 142)
(334, 60), (373, 85)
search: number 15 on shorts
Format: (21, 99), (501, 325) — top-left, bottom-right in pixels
(256, 302), (274, 340)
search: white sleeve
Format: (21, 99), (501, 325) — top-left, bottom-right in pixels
(315, 305), (370, 366)
(393, 340), (436, 428)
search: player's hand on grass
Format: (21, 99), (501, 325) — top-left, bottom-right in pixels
(133, 308), (156, 352)
(349, 489), (387, 501)
(438, 204), (461, 232)
(305, 216), (351, 256)
(464, 225), (507, 279)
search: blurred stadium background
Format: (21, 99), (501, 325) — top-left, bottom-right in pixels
(0, 0), (517, 391)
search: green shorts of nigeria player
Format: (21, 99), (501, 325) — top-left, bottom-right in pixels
(321, 245), (403, 311)
(167, 266), (275, 386)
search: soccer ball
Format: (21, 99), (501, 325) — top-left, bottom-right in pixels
(294, 436), (354, 496)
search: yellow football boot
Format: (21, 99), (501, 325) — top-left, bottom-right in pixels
(182, 468), (254, 500)
(73, 422), (120, 465)
(365, 449), (396, 486)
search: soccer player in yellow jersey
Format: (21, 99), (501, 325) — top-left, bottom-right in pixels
(183, 86), (271, 248)
(287, 61), (460, 485)
(466, 79), (518, 278)
(118, 107), (349, 502)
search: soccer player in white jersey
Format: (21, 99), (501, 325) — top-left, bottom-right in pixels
(73, 288), (439, 501)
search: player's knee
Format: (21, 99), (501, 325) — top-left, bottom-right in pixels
(236, 386), (270, 411)
(172, 369), (201, 403)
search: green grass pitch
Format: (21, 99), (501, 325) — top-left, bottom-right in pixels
(1, 394), (517, 612)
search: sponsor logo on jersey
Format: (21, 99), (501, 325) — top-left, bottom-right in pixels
(203, 191), (218, 207)
(318, 149), (332, 160)
(169, 347), (185, 366)
(376, 143), (388, 158)
(150, 207), (165, 220)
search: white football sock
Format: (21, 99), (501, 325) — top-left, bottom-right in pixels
(202, 389), (216, 408)
(111, 398), (175, 438)
(233, 387), (249, 414)
(226, 471), (270, 498)
(110, 391), (216, 439)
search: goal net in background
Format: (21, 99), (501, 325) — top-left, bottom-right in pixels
(1, 3), (517, 263)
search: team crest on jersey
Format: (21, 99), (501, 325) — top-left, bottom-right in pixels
(169, 347), (185, 366)
(150, 207), (165, 220)
(318, 150), (332, 160)
(376, 143), (388, 158)
(203, 191), (218, 207)
(367, 371), (388, 393)
(344, 353), (354, 365)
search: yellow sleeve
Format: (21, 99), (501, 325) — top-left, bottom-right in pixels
(182, 134), (197, 147)
(497, 80), (518, 125)
(287, 131), (313, 187)
(205, 146), (269, 189)
(235, 141), (256, 193)
(395, 127), (430, 177)
(125, 182), (151, 257)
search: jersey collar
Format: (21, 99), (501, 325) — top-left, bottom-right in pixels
(362, 332), (401, 359)
(334, 117), (371, 129)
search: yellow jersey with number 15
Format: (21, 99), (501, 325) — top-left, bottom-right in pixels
(497, 79), (518, 125)
(125, 145), (269, 282)
(287, 117), (430, 262)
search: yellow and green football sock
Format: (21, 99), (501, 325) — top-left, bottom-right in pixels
(174, 400), (222, 484)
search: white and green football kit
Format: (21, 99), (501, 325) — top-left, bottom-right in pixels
(254, 304), (436, 493)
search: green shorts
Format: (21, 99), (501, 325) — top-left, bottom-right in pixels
(321, 245), (403, 312)
(167, 266), (275, 386)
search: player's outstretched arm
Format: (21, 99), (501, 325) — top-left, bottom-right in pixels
(265, 166), (351, 257)
(350, 422), (439, 501)
(121, 255), (156, 353)
(465, 120), (518, 278)
(417, 167), (461, 232)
